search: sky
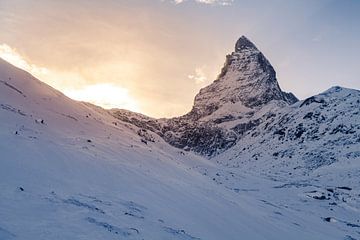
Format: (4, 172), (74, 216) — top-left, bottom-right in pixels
(0, 0), (359, 118)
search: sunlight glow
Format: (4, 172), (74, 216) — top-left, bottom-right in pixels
(0, 44), (49, 75)
(64, 84), (140, 112)
(0, 43), (140, 113)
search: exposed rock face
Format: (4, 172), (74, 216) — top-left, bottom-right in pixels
(111, 36), (299, 157)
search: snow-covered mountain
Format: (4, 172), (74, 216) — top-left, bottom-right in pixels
(188, 36), (297, 119)
(110, 36), (360, 239)
(0, 57), (271, 240)
(214, 86), (360, 175)
(112, 37), (359, 170)
(112, 36), (299, 156)
(1, 35), (360, 240)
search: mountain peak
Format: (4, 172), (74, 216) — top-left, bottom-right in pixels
(187, 35), (298, 120)
(235, 36), (258, 52)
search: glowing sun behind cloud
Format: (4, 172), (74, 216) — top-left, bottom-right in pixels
(0, 43), (140, 113)
(64, 84), (140, 111)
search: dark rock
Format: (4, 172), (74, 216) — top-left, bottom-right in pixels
(300, 96), (325, 108)
(326, 188), (334, 193)
(235, 36), (258, 52)
(313, 195), (328, 200)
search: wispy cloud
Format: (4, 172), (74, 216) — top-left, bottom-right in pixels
(64, 83), (140, 111)
(188, 67), (207, 85)
(0, 44), (49, 76)
(170, 0), (233, 6)
(0, 43), (83, 88)
(0, 43), (140, 112)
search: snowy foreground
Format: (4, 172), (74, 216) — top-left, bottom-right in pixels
(1, 49), (360, 239)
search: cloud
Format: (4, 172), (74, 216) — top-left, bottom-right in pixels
(0, 43), (84, 88)
(0, 43), (140, 113)
(188, 67), (207, 85)
(64, 83), (140, 112)
(170, 0), (233, 5)
(0, 44), (49, 76)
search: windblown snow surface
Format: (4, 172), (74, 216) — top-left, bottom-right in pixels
(0, 43), (359, 239)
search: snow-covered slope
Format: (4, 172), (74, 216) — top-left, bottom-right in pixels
(215, 86), (360, 175)
(209, 87), (360, 239)
(1, 57), (346, 239)
(110, 36), (360, 239)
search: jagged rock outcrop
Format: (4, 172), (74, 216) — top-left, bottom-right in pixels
(111, 36), (298, 157)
